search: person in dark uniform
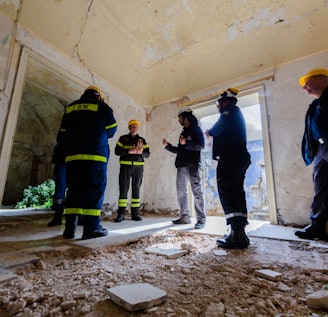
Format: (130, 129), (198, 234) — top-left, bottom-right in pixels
(206, 88), (251, 249)
(60, 86), (117, 240)
(163, 108), (206, 230)
(47, 129), (66, 227)
(295, 68), (328, 241)
(114, 119), (150, 222)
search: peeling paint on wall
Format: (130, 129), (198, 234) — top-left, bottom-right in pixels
(0, 0), (20, 9)
(227, 7), (286, 41)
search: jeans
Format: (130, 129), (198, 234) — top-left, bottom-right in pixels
(176, 165), (206, 222)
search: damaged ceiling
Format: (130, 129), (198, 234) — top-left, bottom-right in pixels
(1, 0), (328, 107)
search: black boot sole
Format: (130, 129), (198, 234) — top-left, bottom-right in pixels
(115, 216), (125, 222)
(295, 230), (328, 241)
(132, 216), (142, 221)
(216, 236), (250, 249)
(82, 228), (108, 240)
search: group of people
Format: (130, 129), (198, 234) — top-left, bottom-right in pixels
(163, 68), (328, 247)
(48, 67), (328, 245)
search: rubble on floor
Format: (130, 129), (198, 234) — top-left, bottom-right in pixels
(0, 230), (328, 316)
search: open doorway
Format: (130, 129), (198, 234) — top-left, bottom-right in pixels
(0, 47), (87, 206)
(2, 82), (67, 205)
(193, 87), (277, 224)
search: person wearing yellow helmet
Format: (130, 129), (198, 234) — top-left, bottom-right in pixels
(114, 119), (150, 222)
(295, 69), (328, 241)
(85, 85), (103, 101)
(60, 85), (118, 240)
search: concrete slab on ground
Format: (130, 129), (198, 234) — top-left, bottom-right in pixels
(0, 251), (39, 269)
(0, 210), (327, 270)
(145, 246), (188, 259)
(107, 283), (167, 311)
(0, 269), (17, 283)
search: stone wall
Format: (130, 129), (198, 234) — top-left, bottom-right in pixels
(3, 82), (66, 204)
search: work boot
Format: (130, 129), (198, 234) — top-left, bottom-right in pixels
(82, 216), (108, 240)
(295, 221), (328, 241)
(63, 214), (77, 239)
(47, 202), (64, 227)
(216, 228), (250, 249)
(82, 227), (108, 240)
(131, 208), (142, 221)
(115, 208), (126, 222)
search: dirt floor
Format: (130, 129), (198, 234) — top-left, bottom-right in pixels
(0, 212), (328, 317)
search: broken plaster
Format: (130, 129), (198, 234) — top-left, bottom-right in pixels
(228, 7), (286, 41)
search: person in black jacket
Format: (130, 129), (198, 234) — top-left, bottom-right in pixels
(206, 88), (251, 249)
(295, 68), (328, 241)
(60, 86), (117, 240)
(114, 119), (150, 222)
(163, 108), (206, 229)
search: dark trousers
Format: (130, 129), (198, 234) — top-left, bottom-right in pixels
(65, 160), (107, 232)
(118, 165), (143, 210)
(53, 162), (66, 203)
(311, 143), (328, 223)
(216, 155), (250, 227)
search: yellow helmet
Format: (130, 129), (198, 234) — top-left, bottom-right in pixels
(128, 119), (140, 127)
(218, 88), (239, 102)
(85, 85), (103, 99)
(298, 69), (328, 87)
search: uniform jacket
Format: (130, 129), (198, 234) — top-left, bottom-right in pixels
(115, 133), (150, 165)
(60, 94), (117, 163)
(165, 123), (205, 168)
(208, 104), (249, 162)
(302, 87), (328, 166)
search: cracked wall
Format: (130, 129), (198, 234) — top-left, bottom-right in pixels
(0, 4), (328, 226)
(1, 0), (327, 106)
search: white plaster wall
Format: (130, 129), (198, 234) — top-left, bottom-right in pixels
(143, 103), (181, 213)
(1, 10), (328, 226)
(0, 12), (146, 208)
(144, 50), (328, 226)
(265, 51), (328, 225)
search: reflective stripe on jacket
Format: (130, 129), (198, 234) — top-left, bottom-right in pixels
(60, 96), (117, 162)
(115, 133), (150, 165)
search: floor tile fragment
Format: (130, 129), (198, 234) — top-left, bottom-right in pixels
(255, 269), (282, 281)
(145, 246), (188, 259)
(107, 283), (167, 311)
